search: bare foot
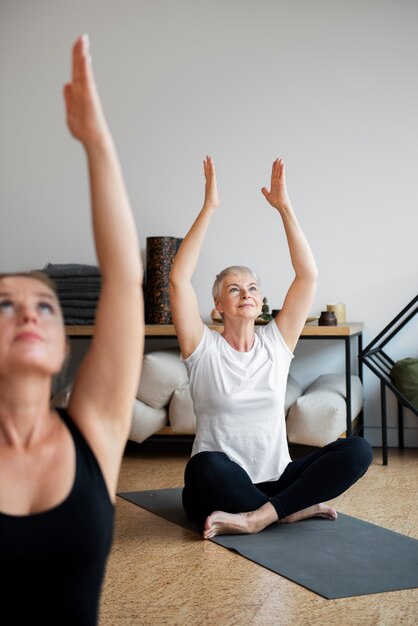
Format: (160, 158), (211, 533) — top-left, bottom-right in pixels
(203, 502), (279, 539)
(202, 503), (337, 538)
(203, 511), (253, 539)
(278, 503), (338, 524)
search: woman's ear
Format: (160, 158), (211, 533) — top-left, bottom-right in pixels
(215, 299), (223, 315)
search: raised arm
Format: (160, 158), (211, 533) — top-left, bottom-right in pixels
(64, 35), (144, 494)
(169, 156), (219, 358)
(261, 158), (318, 352)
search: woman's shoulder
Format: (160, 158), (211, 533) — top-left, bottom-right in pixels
(183, 323), (218, 365)
(257, 320), (294, 358)
(256, 319), (278, 338)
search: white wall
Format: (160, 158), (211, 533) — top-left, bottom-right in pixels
(1, 0), (417, 446)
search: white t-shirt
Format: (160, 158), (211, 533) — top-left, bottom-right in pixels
(184, 320), (293, 483)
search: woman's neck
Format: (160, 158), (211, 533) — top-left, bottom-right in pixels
(0, 374), (53, 446)
(221, 319), (256, 352)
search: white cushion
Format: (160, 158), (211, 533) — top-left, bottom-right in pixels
(129, 399), (168, 443)
(168, 385), (196, 434)
(51, 383), (168, 444)
(51, 383), (72, 408)
(286, 374), (364, 447)
(306, 373), (363, 400)
(136, 349), (189, 409)
(285, 374), (303, 414)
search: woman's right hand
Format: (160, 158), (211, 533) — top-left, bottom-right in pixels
(203, 155), (220, 209)
(261, 158), (292, 214)
(63, 34), (111, 150)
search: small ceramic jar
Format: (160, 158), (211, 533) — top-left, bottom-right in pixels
(318, 310), (337, 326)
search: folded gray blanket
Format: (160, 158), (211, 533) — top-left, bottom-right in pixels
(61, 306), (97, 319)
(64, 317), (96, 325)
(56, 286), (100, 296)
(43, 263), (101, 278)
(59, 299), (99, 308)
(57, 289), (100, 301)
(54, 279), (102, 289)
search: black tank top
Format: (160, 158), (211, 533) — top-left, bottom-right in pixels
(0, 409), (114, 625)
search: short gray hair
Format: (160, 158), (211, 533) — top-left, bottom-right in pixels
(212, 266), (261, 302)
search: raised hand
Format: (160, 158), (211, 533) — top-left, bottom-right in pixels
(63, 35), (110, 149)
(261, 158), (292, 213)
(203, 155), (220, 209)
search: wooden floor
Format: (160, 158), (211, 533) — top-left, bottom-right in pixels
(99, 442), (418, 626)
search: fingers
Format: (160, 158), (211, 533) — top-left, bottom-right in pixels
(71, 34), (93, 86)
(208, 156), (216, 180)
(63, 83), (73, 118)
(271, 158), (278, 182)
(271, 158), (286, 188)
(271, 157), (281, 177)
(204, 155), (214, 170)
(279, 158), (286, 183)
(71, 35), (84, 84)
(202, 155), (220, 208)
(262, 157), (288, 209)
(276, 158), (285, 177)
(203, 155), (216, 181)
(63, 83), (71, 107)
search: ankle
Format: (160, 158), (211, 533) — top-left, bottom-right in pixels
(244, 511), (259, 534)
(245, 506), (277, 534)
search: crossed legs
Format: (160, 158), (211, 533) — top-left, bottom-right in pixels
(182, 437), (373, 538)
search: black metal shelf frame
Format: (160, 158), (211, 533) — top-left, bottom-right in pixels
(301, 333), (363, 438)
(360, 295), (418, 465)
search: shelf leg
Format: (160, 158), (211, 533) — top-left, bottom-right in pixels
(380, 381), (388, 465)
(345, 337), (352, 436)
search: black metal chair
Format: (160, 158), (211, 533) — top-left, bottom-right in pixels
(360, 295), (418, 465)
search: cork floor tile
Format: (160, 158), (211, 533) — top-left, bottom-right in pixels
(99, 443), (418, 625)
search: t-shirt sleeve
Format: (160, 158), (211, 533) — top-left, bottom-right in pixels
(263, 319), (294, 360)
(183, 325), (214, 376)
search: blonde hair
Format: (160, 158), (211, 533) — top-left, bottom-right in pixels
(0, 270), (58, 294)
(212, 265), (261, 302)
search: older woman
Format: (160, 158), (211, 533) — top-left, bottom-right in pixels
(170, 155), (372, 539)
(0, 35), (143, 624)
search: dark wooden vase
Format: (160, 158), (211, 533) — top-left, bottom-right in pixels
(145, 236), (183, 324)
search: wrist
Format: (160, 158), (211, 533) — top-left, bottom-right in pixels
(202, 202), (218, 212)
(84, 132), (116, 160)
(276, 201), (294, 217)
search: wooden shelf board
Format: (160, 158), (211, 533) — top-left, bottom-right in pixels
(66, 322), (363, 338)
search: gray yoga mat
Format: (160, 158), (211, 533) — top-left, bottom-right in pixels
(118, 488), (418, 599)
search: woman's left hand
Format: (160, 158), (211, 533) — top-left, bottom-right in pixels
(203, 155), (220, 209)
(261, 158), (292, 213)
(63, 35), (110, 149)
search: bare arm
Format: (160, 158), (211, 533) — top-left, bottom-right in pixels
(169, 156), (219, 358)
(261, 158), (318, 352)
(64, 35), (144, 495)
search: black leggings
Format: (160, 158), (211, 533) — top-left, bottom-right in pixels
(182, 437), (373, 524)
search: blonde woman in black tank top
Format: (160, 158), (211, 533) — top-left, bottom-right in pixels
(0, 35), (143, 625)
